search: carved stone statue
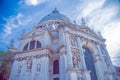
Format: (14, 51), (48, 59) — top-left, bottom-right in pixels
(37, 63), (41, 72)
(27, 60), (32, 72)
(70, 34), (78, 47)
(18, 66), (22, 73)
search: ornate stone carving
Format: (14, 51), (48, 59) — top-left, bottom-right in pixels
(16, 53), (49, 62)
(69, 34), (78, 47)
(104, 56), (110, 69)
(71, 48), (80, 68)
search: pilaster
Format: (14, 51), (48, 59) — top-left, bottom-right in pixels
(77, 36), (87, 70)
(65, 32), (73, 68)
(60, 52), (67, 80)
(93, 48), (104, 80)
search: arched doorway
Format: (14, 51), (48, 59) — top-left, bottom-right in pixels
(83, 47), (98, 80)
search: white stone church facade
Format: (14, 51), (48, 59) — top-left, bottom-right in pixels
(9, 9), (117, 80)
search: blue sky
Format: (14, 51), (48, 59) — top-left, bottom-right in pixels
(0, 0), (120, 66)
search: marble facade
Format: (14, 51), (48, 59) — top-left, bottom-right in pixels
(9, 9), (117, 80)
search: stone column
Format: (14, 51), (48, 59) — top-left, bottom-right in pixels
(20, 59), (26, 80)
(77, 37), (87, 69)
(103, 46), (116, 80)
(93, 48), (104, 80)
(96, 44), (116, 80)
(31, 57), (37, 80)
(77, 37), (91, 80)
(65, 32), (73, 68)
(96, 44), (107, 71)
(9, 60), (17, 80)
(65, 32), (78, 80)
(41, 56), (49, 80)
(60, 52), (67, 80)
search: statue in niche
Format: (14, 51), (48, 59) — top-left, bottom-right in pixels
(70, 34), (77, 47)
(17, 65), (22, 73)
(72, 50), (80, 68)
(27, 60), (32, 72)
(37, 63), (41, 72)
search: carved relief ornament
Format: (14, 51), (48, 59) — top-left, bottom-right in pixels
(72, 49), (80, 68)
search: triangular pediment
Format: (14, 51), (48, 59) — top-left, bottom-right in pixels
(19, 29), (46, 40)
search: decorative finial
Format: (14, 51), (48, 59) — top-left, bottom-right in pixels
(9, 39), (14, 48)
(81, 17), (85, 25)
(98, 31), (102, 37)
(73, 20), (77, 25)
(52, 8), (59, 13)
(22, 29), (25, 36)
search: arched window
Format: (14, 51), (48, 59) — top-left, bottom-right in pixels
(23, 43), (28, 51)
(30, 40), (35, 50)
(83, 47), (98, 80)
(36, 41), (41, 49)
(53, 60), (59, 74)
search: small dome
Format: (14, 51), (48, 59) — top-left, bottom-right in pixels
(40, 8), (71, 23)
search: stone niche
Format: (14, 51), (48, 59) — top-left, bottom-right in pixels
(69, 34), (78, 47)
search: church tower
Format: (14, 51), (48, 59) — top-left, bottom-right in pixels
(9, 9), (117, 80)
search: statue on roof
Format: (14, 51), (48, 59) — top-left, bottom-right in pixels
(52, 8), (59, 13)
(81, 17), (86, 25)
(9, 39), (14, 48)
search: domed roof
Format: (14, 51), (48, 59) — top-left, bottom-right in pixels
(40, 8), (71, 23)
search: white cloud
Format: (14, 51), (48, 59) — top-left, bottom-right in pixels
(82, 0), (105, 17)
(2, 13), (32, 39)
(87, 6), (117, 31)
(103, 21), (120, 57)
(74, 0), (105, 21)
(22, 0), (48, 6)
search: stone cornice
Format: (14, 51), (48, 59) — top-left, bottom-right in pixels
(19, 29), (47, 41)
(15, 53), (49, 61)
(8, 47), (17, 52)
(19, 33), (45, 41)
(14, 47), (52, 55)
(65, 27), (105, 45)
(66, 68), (91, 74)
